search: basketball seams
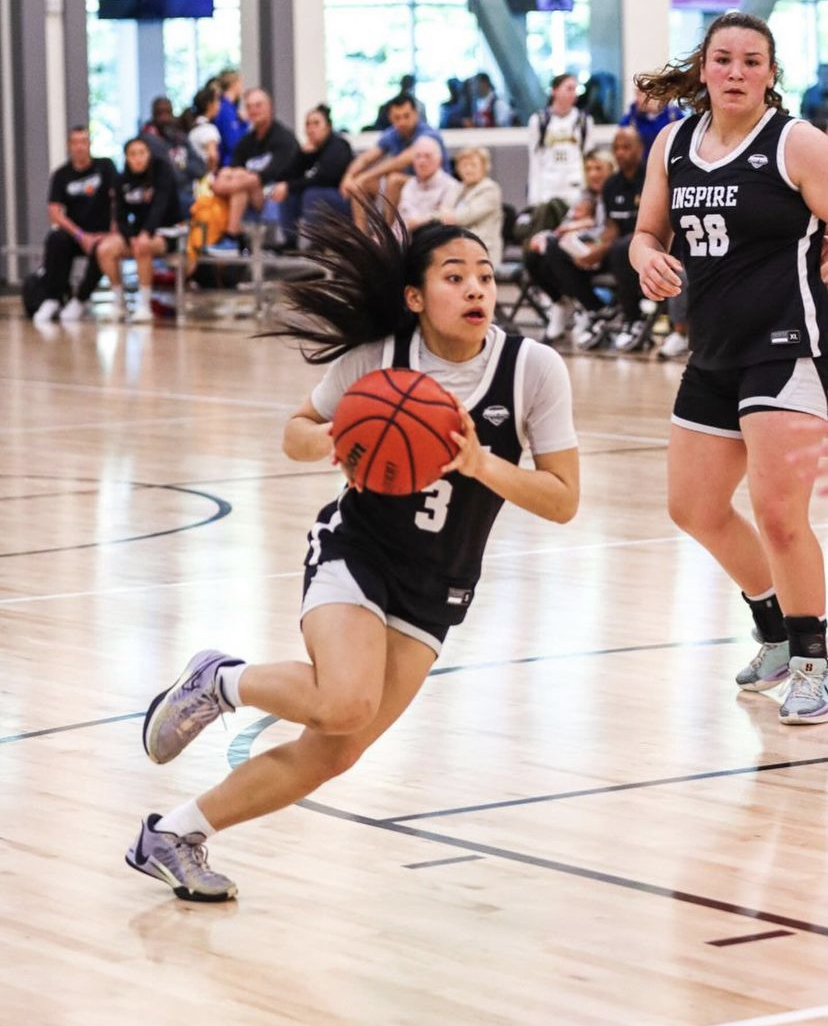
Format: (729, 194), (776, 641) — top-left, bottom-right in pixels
(332, 368), (460, 495)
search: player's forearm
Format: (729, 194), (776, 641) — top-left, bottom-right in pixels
(474, 451), (579, 523)
(282, 415), (333, 462)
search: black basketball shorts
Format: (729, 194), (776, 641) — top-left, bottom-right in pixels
(672, 356), (828, 438)
(301, 557), (451, 655)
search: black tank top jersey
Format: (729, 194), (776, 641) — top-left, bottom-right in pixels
(666, 109), (828, 369)
(305, 331), (526, 625)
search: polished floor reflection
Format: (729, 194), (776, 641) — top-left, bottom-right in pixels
(2, 298), (828, 1026)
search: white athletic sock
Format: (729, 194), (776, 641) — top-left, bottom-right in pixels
(112, 284), (124, 302)
(138, 285), (151, 306)
(156, 798), (216, 839)
(218, 663), (247, 709)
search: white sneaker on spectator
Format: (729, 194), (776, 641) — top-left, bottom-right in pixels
(102, 300), (127, 323)
(59, 298), (88, 323)
(572, 309), (609, 351)
(131, 301), (154, 324)
(544, 301), (569, 341)
(657, 330), (689, 360)
(614, 320), (647, 352)
(33, 298), (60, 325)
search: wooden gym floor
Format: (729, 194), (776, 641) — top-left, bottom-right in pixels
(2, 294), (828, 1026)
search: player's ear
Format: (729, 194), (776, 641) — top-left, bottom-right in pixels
(404, 285), (424, 313)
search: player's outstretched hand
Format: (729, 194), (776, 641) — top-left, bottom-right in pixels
(441, 397), (484, 479)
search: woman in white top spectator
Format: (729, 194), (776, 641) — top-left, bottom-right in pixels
(188, 84), (222, 175)
(527, 73), (593, 208)
(438, 146), (503, 265)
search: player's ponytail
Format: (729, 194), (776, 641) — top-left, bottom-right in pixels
(269, 196), (487, 364)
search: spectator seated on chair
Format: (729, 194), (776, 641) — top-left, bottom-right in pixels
(619, 85), (684, 161)
(140, 95), (207, 215)
(339, 94), (448, 232)
(437, 145), (503, 264)
(524, 146), (615, 341)
(188, 84), (222, 176)
(525, 128), (645, 350)
(268, 104), (353, 248)
(96, 137), (182, 324)
(397, 136), (462, 233)
(32, 124), (118, 326)
(209, 87), (302, 254)
(213, 68), (249, 168)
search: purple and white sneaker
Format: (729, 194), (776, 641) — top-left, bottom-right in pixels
(143, 650), (243, 764)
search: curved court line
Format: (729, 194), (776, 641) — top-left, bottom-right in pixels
(0, 482), (231, 558)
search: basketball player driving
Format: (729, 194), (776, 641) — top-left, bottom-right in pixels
(126, 200), (580, 901)
(630, 12), (828, 724)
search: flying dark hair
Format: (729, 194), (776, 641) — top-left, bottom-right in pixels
(635, 12), (786, 114)
(268, 197), (487, 365)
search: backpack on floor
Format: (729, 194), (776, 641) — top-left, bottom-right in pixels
(21, 268), (49, 318)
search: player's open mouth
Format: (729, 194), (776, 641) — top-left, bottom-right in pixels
(463, 308), (486, 323)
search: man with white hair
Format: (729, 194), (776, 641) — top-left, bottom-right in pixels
(397, 136), (462, 231)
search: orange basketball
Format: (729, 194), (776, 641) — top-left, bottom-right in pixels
(332, 369), (462, 495)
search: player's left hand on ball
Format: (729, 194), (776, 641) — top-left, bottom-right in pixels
(441, 397), (482, 478)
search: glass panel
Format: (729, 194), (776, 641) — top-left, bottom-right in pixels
(525, 1), (591, 88)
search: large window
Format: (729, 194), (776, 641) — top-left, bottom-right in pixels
(324, 0), (486, 131)
(86, 0), (240, 158)
(324, 0), (595, 131)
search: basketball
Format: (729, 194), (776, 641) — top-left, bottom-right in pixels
(332, 368), (462, 495)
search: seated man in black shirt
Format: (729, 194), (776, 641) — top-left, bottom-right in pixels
(526, 126), (647, 351)
(208, 87), (302, 252)
(33, 125), (117, 325)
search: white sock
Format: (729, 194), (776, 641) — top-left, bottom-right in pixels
(139, 285), (151, 306)
(112, 284), (124, 303)
(218, 663), (247, 709)
(156, 798), (216, 839)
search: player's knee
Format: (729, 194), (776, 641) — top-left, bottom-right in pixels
(309, 692), (379, 735)
(755, 503), (798, 553)
(315, 740), (365, 781)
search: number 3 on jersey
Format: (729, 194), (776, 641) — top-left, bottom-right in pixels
(680, 213), (730, 256)
(415, 479), (452, 533)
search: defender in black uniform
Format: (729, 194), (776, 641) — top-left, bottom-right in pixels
(631, 12), (828, 724)
(126, 201), (579, 900)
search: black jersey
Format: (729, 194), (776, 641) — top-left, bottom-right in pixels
(305, 331), (526, 626)
(48, 158), (117, 233)
(666, 109), (828, 369)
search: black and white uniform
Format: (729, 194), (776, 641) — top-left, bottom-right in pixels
(666, 108), (828, 437)
(302, 325), (577, 653)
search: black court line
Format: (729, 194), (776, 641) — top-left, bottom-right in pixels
(382, 756), (828, 824)
(296, 797), (828, 938)
(707, 929), (794, 947)
(404, 855), (484, 869)
(0, 483), (230, 558)
(225, 714), (828, 937)
(0, 712), (143, 745)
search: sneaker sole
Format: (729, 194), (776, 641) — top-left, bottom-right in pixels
(736, 666), (790, 692)
(124, 854), (237, 902)
(779, 706), (828, 725)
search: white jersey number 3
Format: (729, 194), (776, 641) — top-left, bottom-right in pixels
(415, 479), (453, 533)
(680, 213), (730, 257)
